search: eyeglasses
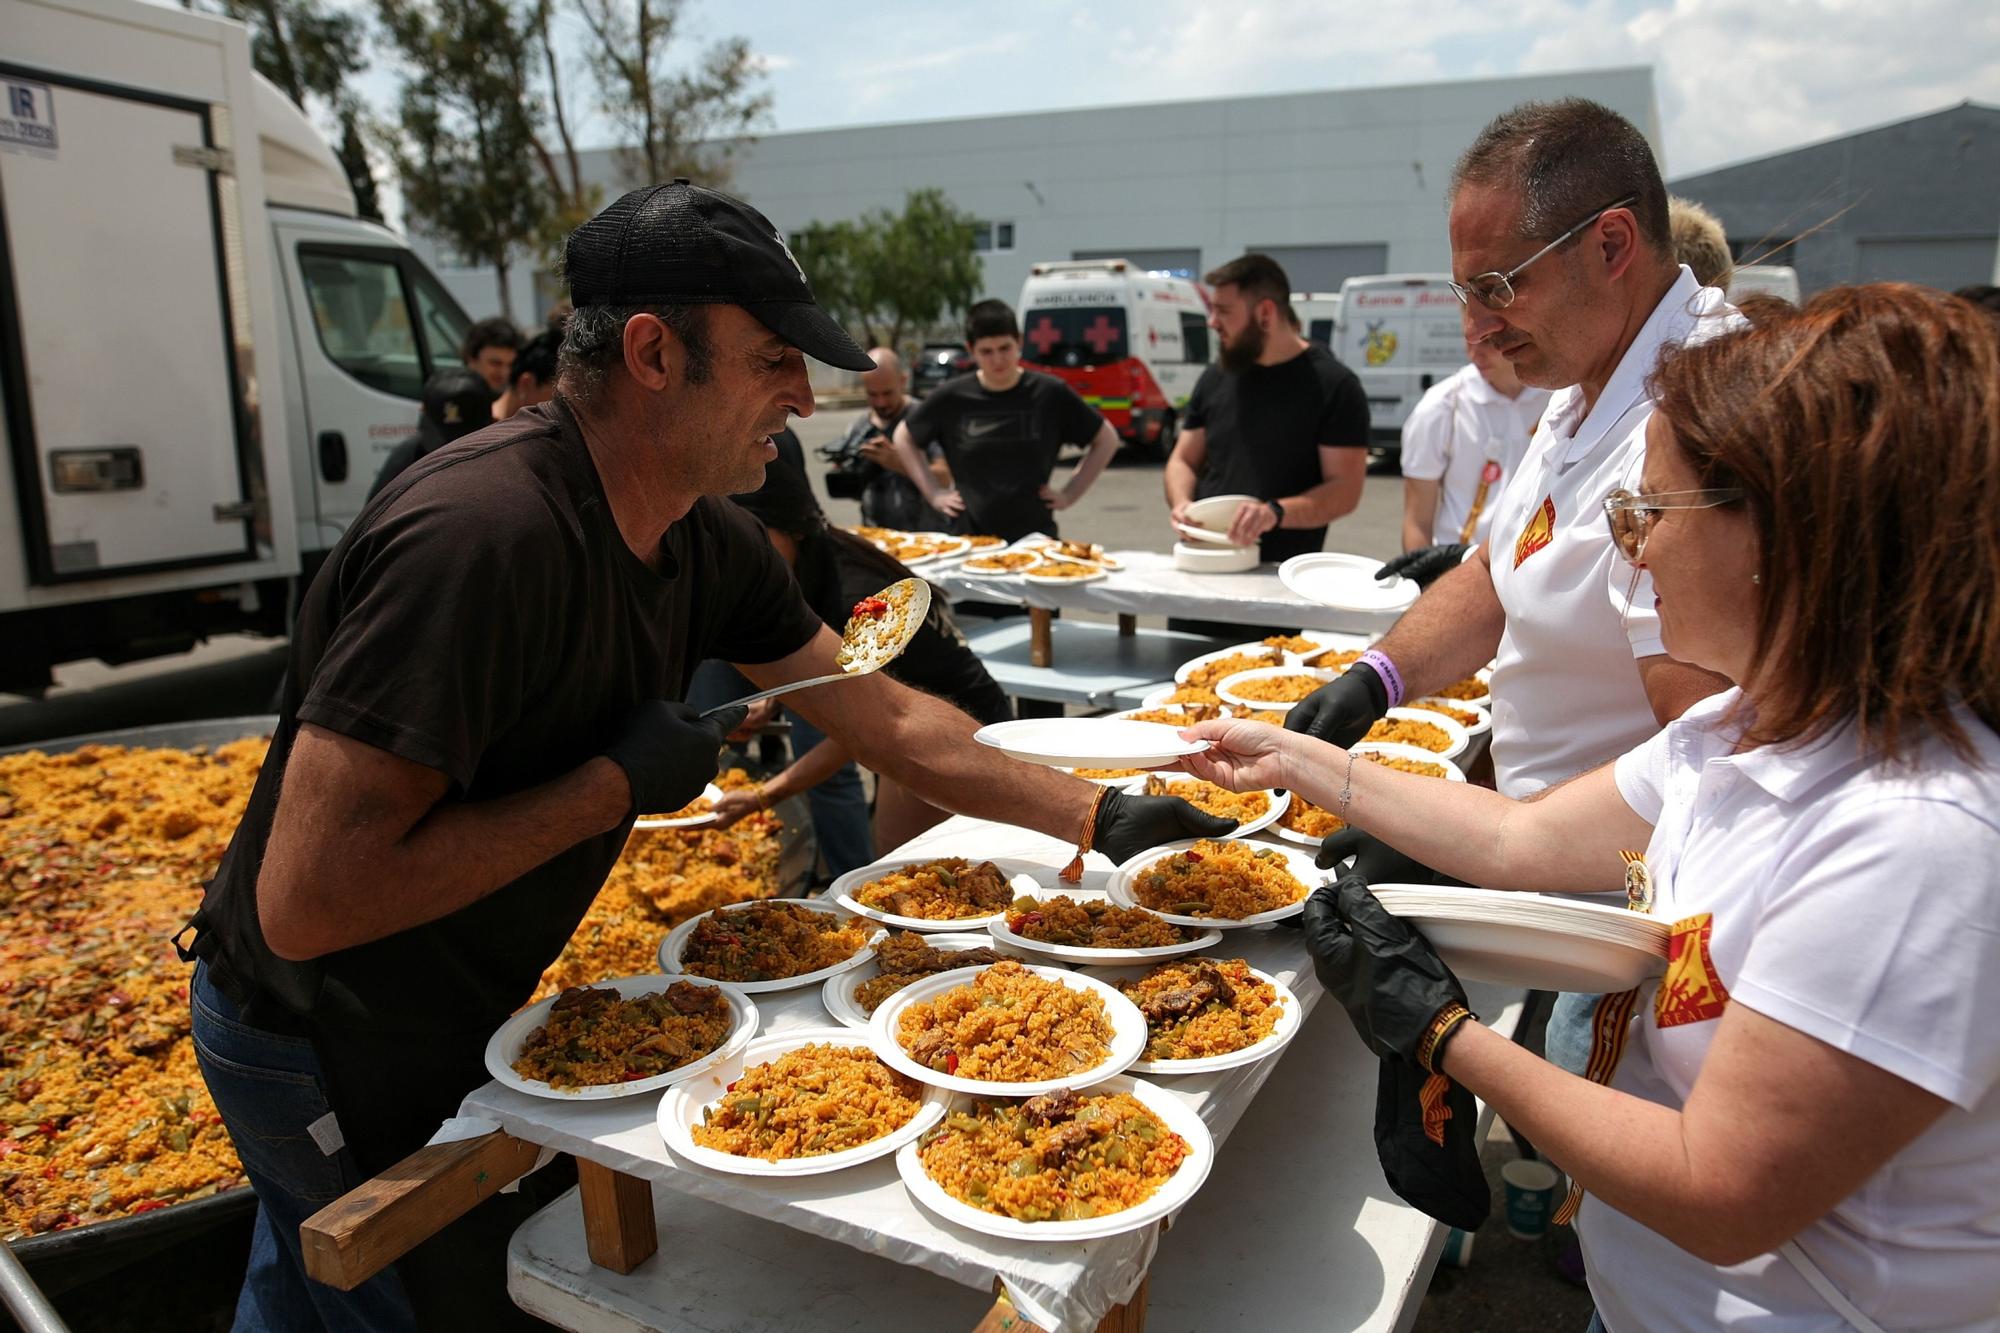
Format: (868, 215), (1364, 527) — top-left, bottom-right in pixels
(1602, 487), (1745, 564)
(1448, 195), (1640, 310)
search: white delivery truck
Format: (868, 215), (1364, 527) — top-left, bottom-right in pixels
(1291, 291), (1343, 348)
(1728, 264), (1801, 305)
(1333, 274), (1467, 462)
(1017, 259), (1212, 459)
(0, 0), (473, 693)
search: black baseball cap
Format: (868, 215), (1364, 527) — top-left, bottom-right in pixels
(564, 180), (874, 373)
(418, 367), (496, 449)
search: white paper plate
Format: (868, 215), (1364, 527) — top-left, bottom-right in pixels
(633, 783), (726, 829)
(1351, 742), (1467, 782)
(1021, 565), (1110, 585)
(1172, 642), (1286, 686)
(1058, 766), (1153, 791)
(1367, 707), (1471, 761)
(1081, 963), (1304, 1075)
(1267, 803), (1340, 847)
(822, 932), (1047, 1031)
(960, 552), (1045, 575)
(1173, 520), (1242, 546)
(1025, 540), (1123, 569)
(1172, 540), (1258, 572)
(1175, 494), (1259, 546)
(1371, 888), (1668, 992)
(1279, 552), (1420, 614)
(987, 888), (1224, 964)
(830, 857), (1052, 932)
(657, 1028), (948, 1176)
(1278, 632), (1370, 665)
(974, 718), (1208, 768)
(1406, 698), (1494, 738)
(1107, 838), (1322, 928)
(483, 974), (758, 1102)
(1114, 700), (1209, 723)
(659, 898), (886, 994)
(869, 963), (1146, 1097)
(896, 1074), (1215, 1242)
(1426, 666), (1494, 711)
(1130, 771), (1289, 839)
(1213, 665), (1338, 711)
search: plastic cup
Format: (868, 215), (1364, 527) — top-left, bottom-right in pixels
(1439, 1226), (1476, 1268)
(1502, 1159), (1561, 1240)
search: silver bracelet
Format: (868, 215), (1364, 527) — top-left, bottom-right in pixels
(1335, 748), (1358, 822)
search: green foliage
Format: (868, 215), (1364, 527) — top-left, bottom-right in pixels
(790, 190), (981, 351)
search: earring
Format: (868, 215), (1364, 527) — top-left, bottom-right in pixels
(1751, 573), (1761, 585)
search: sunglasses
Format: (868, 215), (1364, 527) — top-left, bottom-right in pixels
(1448, 195), (1640, 310)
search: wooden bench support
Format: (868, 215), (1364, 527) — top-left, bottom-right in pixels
(301, 1131), (543, 1291)
(1117, 613), (1137, 638)
(1029, 607), (1054, 667)
(577, 1159), (658, 1274)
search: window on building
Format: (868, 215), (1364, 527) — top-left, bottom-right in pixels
(1732, 236), (1798, 267)
(1179, 311), (1212, 364)
(972, 221), (1016, 253)
(298, 248), (427, 398)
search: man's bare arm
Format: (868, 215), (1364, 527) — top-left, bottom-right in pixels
(890, 422), (953, 510)
(1637, 654), (1732, 724)
(1372, 543), (1508, 697)
(1163, 427), (1207, 523)
(1054, 421), (1120, 507)
(257, 724), (630, 961)
(1401, 476), (1441, 551)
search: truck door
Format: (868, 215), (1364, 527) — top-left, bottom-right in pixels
(272, 230), (468, 541)
(0, 67), (260, 581)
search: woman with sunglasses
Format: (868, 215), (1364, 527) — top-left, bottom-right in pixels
(1179, 283), (2000, 1331)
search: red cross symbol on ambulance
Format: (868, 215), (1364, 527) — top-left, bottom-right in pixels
(1027, 315), (1061, 357)
(1082, 314), (1118, 354)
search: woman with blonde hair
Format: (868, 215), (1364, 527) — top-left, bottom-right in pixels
(1182, 283), (2000, 1330)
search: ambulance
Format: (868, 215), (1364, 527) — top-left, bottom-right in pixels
(1333, 274), (1468, 459)
(1017, 260), (1213, 458)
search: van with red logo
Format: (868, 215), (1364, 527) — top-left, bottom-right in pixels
(1334, 274), (1468, 459)
(1017, 260), (1213, 458)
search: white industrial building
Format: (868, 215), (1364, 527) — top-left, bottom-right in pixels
(419, 65), (1660, 328)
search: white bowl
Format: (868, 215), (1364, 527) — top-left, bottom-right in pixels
(896, 1074), (1215, 1242)
(483, 974), (758, 1102)
(987, 888), (1224, 964)
(1213, 665), (1338, 711)
(868, 962), (1146, 1097)
(829, 857), (1052, 933)
(821, 932), (1047, 1031)
(1107, 838), (1322, 928)
(1172, 642), (1286, 687)
(1130, 770), (1290, 839)
(659, 898), (885, 993)
(1080, 962), (1304, 1076)
(1368, 707), (1471, 761)
(656, 1027), (948, 1176)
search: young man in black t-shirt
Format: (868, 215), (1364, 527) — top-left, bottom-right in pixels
(1164, 254), (1371, 563)
(181, 183), (1229, 1333)
(892, 299), (1119, 542)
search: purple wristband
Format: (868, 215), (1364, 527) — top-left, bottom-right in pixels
(1356, 649), (1405, 709)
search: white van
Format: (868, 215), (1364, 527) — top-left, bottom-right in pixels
(1292, 292), (1343, 348)
(1729, 264), (1801, 305)
(1334, 274), (1468, 458)
(1, 0), (473, 692)
(1018, 260), (1213, 458)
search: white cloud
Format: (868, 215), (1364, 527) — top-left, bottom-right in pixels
(747, 52), (797, 74)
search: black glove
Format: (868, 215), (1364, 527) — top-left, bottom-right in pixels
(603, 701), (747, 820)
(1377, 543), (1471, 590)
(1286, 663), (1388, 748)
(1093, 787), (1236, 865)
(1375, 1056), (1490, 1232)
(1301, 874), (1468, 1067)
(1316, 826), (1450, 885)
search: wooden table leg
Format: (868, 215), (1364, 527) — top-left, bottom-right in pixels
(1117, 613), (1136, 638)
(1029, 607), (1054, 668)
(577, 1159), (657, 1274)
(972, 1277), (1149, 1332)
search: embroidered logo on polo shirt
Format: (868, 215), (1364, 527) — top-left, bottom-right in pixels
(1513, 495), (1556, 568)
(1655, 913), (1731, 1028)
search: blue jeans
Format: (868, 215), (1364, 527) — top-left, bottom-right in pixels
(1546, 990), (1604, 1077)
(1587, 1311), (1608, 1333)
(190, 964), (418, 1333)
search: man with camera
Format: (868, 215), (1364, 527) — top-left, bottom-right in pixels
(821, 347), (951, 529)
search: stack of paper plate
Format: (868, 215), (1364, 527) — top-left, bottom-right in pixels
(1369, 886), (1669, 992)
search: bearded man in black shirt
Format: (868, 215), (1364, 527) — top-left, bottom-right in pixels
(181, 182), (1229, 1332)
(1164, 253), (1371, 562)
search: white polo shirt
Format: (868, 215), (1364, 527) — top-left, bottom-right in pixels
(1484, 267), (1740, 796)
(1399, 364), (1550, 545)
(1578, 691), (2000, 1331)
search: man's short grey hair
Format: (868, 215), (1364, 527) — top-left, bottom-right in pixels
(1450, 98), (1671, 256)
(556, 303), (712, 400)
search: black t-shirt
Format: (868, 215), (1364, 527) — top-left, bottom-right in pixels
(903, 371), (1103, 541)
(193, 399), (822, 1042)
(792, 529), (1013, 726)
(837, 406), (951, 531)
(1183, 343), (1370, 562)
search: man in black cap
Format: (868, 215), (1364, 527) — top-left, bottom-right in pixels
(181, 180), (1228, 1332)
(365, 366), (496, 498)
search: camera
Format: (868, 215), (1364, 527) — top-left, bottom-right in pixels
(817, 430), (880, 502)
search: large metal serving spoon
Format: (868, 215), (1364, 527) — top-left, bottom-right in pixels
(701, 577), (932, 718)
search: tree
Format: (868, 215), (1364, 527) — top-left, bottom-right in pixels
(186, 0), (384, 220)
(570, 0), (770, 191)
(376, 0), (549, 319)
(790, 190), (982, 352)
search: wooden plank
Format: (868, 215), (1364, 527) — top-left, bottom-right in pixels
(1117, 613), (1137, 638)
(300, 1131), (542, 1291)
(577, 1159), (657, 1274)
(1029, 607), (1054, 668)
